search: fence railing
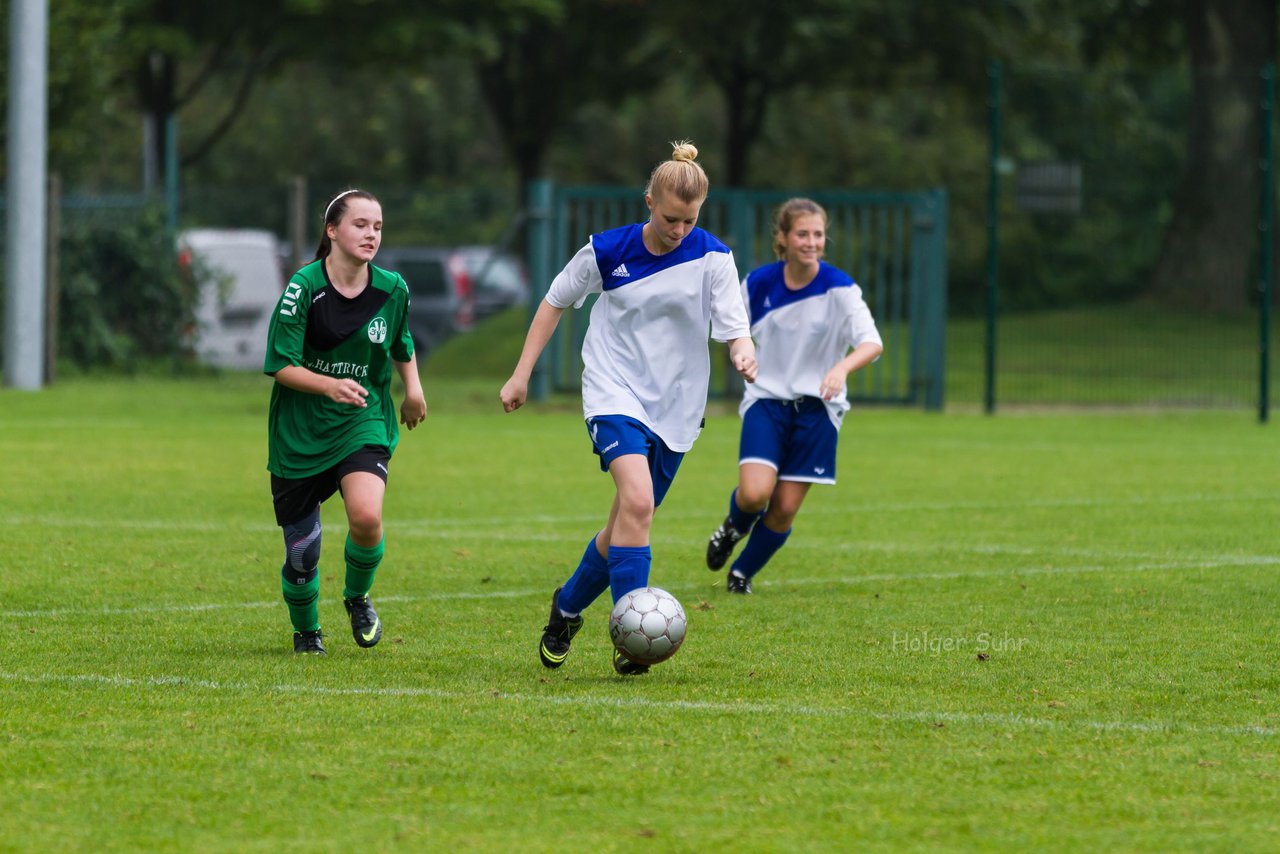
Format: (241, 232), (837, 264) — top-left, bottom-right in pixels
(524, 180), (949, 410)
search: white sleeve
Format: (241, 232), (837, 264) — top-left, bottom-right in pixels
(845, 285), (883, 349)
(545, 241), (603, 310)
(708, 251), (751, 342)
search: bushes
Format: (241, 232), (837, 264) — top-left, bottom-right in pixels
(57, 209), (209, 370)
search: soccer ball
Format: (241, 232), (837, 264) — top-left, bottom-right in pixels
(609, 587), (687, 665)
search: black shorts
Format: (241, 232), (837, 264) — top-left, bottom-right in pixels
(271, 445), (390, 527)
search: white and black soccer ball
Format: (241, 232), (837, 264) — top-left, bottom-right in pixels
(609, 586), (687, 666)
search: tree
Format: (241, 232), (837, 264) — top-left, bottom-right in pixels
(651, 0), (862, 186)
(118, 0), (469, 181)
(453, 0), (661, 202)
(1146, 0), (1277, 313)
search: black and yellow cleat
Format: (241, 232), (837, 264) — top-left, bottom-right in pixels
(293, 629), (327, 655)
(539, 586), (583, 668)
(343, 595), (382, 648)
(612, 648), (650, 676)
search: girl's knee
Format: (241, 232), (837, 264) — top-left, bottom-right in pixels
(764, 505), (799, 531)
(736, 487), (770, 513)
(347, 509), (382, 542)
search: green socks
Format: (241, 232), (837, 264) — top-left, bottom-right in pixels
(282, 534), (383, 631)
(281, 571), (320, 633)
(343, 535), (384, 600)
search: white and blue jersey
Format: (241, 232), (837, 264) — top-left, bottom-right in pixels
(740, 260), (882, 430)
(545, 222), (751, 452)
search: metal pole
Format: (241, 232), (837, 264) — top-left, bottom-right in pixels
(527, 179), (553, 402)
(4, 0), (49, 390)
(1259, 63), (1275, 424)
(290, 175), (308, 270)
(164, 114), (179, 234)
(984, 61), (1002, 415)
(926, 188), (949, 412)
(44, 172), (60, 385)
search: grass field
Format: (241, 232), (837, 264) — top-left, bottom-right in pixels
(2, 369), (1278, 852)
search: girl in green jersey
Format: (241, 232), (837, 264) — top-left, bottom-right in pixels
(264, 189), (427, 655)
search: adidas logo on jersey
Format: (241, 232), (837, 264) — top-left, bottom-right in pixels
(763, 296), (772, 308)
(611, 264), (630, 278)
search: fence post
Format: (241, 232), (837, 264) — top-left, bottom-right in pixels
(289, 176), (308, 271)
(164, 114), (179, 234)
(1259, 63), (1274, 424)
(925, 188), (949, 411)
(527, 178), (554, 402)
(984, 60), (1003, 415)
(724, 187), (754, 398)
(45, 171), (59, 385)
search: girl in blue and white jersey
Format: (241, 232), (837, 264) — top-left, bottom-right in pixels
(500, 141), (757, 674)
(705, 198), (884, 593)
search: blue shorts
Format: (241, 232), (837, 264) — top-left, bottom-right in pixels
(586, 415), (685, 507)
(739, 397), (838, 484)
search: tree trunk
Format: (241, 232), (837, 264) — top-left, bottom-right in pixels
(1149, 0), (1276, 313)
(137, 51), (177, 190)
(722, 63), (770, 188)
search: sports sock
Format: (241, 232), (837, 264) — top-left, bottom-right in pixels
(731, 522), (791, 579)
(281, 568), (320, 633)
(559, 534), (609, 615)
(343, 535), (384, 599)
(727, 489), (763, 533)
(608, 544), (652, 604)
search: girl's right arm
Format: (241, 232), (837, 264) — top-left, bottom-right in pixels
(500, 299), (566, 412)
(275, 364), (369, 407)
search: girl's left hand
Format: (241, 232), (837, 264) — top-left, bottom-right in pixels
(819, 368), (845, 400)
(733, 351), (757, 383)
(400, 393), (428, 429)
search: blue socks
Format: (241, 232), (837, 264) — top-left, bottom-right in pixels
(557, 535), (610, 615)
(607, 545), (651, 604)
(555, 536), (654, 612)
(732, 523), (791, 579)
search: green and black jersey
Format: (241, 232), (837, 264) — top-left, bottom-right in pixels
(264, 260), (415, 479)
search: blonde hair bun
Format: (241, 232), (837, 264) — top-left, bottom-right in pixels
(671, 140), (699, 162)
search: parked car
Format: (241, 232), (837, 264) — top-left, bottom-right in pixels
(374, 247), (469, 357)
(376, 245), (529, 357)
(178, 228), (286, 370)
(451, 245), (530, 321)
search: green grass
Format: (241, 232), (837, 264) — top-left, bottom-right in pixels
(1, 373), (1277, 851)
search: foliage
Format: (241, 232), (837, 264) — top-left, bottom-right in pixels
(176, 55), (519, 243)
(453, 0), (664, 195)
(987, 64), (1202, 313)
(56, 209), (207, 369)
(7, 0), (1267, 320)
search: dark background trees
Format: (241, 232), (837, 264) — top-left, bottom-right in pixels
(3, 0), (1276, 316)
(1149, 0), (1277, 312)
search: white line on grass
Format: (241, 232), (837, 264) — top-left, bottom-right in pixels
(0, 669), (1272, 739)
(3, 555), (1275, 620)
(4, 489), (1277, 535)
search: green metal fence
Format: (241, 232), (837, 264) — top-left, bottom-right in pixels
(980, 62), (1277, 416)
(524, 180), (949, 410)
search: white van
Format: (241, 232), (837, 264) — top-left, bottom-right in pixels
(179, 229), (285, 370)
